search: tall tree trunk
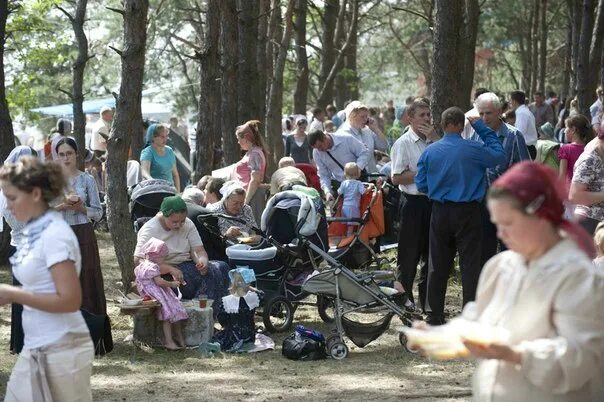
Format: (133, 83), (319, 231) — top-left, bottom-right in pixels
(256, 0), (270, 122)
(561, 9), (573, 100)
(58, 0), (90, 169)
(265, 2), (281, 110)
(318, 0), (338, 107)
(0, 0), (15, 162)
(524, 6), (534, 92)
(265, 0), (295, 172)
(317, 0), (358, 109)
(336, 2), (359, 107)
(538, 0), (548, 94)
(195, 0), (220, 176)
(293, 0), (308, 114)
(588, 0), (604, 96)
(577, 0), (597, 117)
(570, 0), (582, 95)
(237, 0), (259, 121)
(106, 0), (148, 291)
(431, 0), (463, 131)
(458, 0), (480, 111)
(530, 0), (541, 98)
(220, 0), (240, 165)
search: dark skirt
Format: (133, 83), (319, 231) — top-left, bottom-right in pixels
(9, 245), (24, 354)
(71, 222), (113, 354)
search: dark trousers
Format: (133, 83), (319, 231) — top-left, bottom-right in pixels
(527, 145), (537, 160)
(480, 202), (498, 267)
(9, 245), (24, 354)
(578, 215), (600, 236)
(396, 193), (431, 310)
(426, 201), (483, 324)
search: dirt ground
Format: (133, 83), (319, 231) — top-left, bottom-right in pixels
(0, 232), (475, 401)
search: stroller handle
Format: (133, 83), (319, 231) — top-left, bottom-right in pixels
(197, 213), (264, 236)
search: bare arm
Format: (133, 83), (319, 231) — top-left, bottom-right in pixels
(172, 164), (181, 193)
(140, 160), (152, 180)
(245, 171), (262, 204)
(569, 182), (604, 206)
(558, 159), (568, 181)
(0, 261), (82, 313)
(392, 171), (416, 186)
(153, 276), (179, 288)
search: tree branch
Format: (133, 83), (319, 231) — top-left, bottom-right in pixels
(106, 7), (125, 16)
(392, 6), (432, 25)
(170, 32), (202, 51)
(109, 46), (124, 57)
(56, 5), (75, 22)
(58, 88), (73, 99)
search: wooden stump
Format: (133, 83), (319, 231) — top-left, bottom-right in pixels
(132, 306), (214, 347)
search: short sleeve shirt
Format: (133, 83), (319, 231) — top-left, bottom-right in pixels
(134, 216), (203, 265)
(572, 149), (604, 221)
(12, 211), (88, 349)
(338, 179), (366, 209)
(140, 146), (176, 184)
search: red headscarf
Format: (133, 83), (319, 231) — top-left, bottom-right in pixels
(491, 161), (595, 258)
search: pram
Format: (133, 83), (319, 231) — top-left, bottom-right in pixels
(199, 190), (328, 332)
(327, 183), (389, 270)
(129, 179), (177, 231)
(302, 235), (419, 359)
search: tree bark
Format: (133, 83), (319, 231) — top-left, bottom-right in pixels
(237, 0), (259, 121)
(195, 0), (220, 177)
(530, 0), (540, 98)
(220, 0), (240, 165)
(430, 0), (464, 131)
(0, 0), (15, 162)
(106, 0), (148, 291)
(59, 0), (89, 170)
(561, 7), (573, 100)
(538, 0), (548, 94)
(293, 0), (309, 114)
(576, 0), (597, 117)
(265, 0), (295, 171)
(523, 6), (534, 91)
(318, 0), (339, 108)
(256, 0), (270, 124)
(570, 0), (582, 95)
(588, 0), (604, 96)
(458, 0), (480, 112)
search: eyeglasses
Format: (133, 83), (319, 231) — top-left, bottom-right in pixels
(58, 150), (76, 159)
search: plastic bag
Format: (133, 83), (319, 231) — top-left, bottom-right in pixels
(282, 333), (326, 361)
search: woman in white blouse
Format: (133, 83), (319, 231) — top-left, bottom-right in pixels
(55, 137), (112, 354)
(0, 156), (94, 401)
(459, 161), (604, 401)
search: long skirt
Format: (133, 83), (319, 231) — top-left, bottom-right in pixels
(175, 260), (231, 302)
(248, 186), (267, 227)
(9, 245), (24, 354)
(5, 332), (94, 402)
(71, 223), (113, 354)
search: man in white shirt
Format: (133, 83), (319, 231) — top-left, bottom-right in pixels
(308, 107), (326, 133)
(90, 105), (113, 157)
(509, 90), (537, 159)
(389, 99), (440, 312)
(461, 88), (489, 139)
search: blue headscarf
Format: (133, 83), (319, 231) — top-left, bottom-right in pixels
(394, 105), (407, 122)
(145, 124), (158, 146)
(4, 145), (36, 164)
(228, 267), (256, 285)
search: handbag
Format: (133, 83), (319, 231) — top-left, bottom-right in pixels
(282, 333), (326, 361)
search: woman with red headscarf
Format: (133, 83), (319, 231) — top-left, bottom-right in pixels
(231, 120), (268, 225)
(450, 161), (604, 401)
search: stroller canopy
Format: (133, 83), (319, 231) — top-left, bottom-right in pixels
(129, 179), (177, 213)
(261, 190), (322, 237)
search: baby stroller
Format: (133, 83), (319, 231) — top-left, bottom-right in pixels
(210, 190), (328, 332)
(327, 184), (387, 270)
(302, 236), (419, 359)
(129, 179), (177, 231)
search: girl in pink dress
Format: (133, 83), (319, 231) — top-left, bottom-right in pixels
(558, 115), (593, 190)
(134, 237), (188, 350)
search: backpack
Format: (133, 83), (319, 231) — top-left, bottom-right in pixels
(282, 333), (326, 361)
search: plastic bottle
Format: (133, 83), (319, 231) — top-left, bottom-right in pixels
(295, 325), (325, 342)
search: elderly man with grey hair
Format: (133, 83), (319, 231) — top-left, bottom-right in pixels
(182, 186), (205, 206)
(468, 91), (531, 266)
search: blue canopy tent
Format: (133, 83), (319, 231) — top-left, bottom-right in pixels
(31, 97), (117, 116)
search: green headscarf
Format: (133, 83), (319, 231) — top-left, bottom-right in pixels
(160, 195), (187, 216)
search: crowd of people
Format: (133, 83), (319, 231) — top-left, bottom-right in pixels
(0, 85), (602, 400)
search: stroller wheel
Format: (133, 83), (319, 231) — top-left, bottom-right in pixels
(327, 337), (348, 360)
(262, 296), (294, 333)
(316, 295), (335, 323)
(399, 332), (419, 354)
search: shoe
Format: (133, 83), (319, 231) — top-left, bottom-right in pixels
(425, 315), (446, 326)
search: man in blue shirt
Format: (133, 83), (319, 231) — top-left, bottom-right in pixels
(415, 107), (505, 325)
(469, 92), (531, 266)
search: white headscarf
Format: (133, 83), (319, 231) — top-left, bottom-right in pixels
(219, 180), (246, 200)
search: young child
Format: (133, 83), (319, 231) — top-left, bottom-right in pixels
(559, 115), (593, 189)
(323, 120), (336, 133)
(134, 237), (188, 350)
(593, 222), (604, 269)
(338, 162), (371, 235)
(211, 267), (263, 352)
